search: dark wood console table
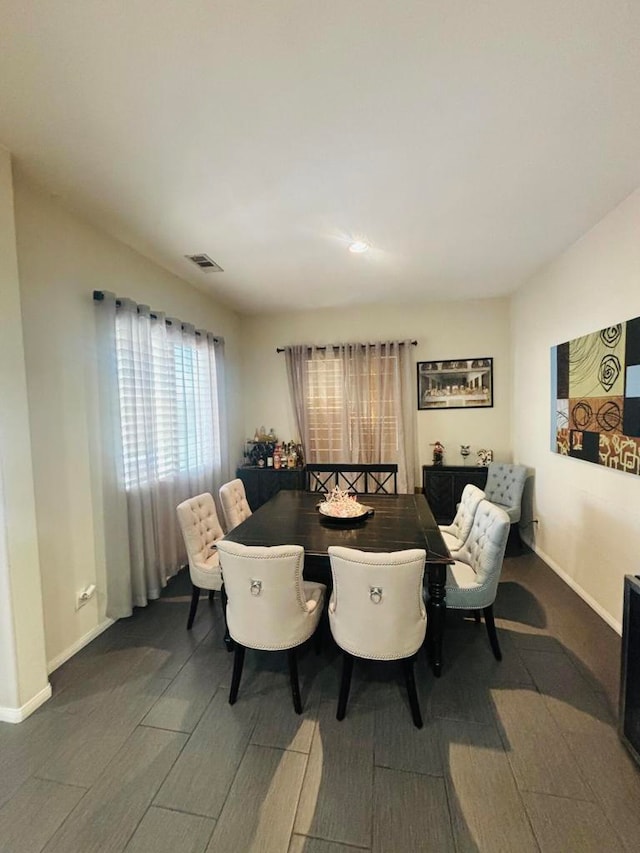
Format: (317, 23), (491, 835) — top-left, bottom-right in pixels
(236, 466), (305, 511)
(422, 465), (488, 524)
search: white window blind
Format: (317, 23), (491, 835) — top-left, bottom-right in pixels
(306, 356), (346, 458)
(115, 314), (221, 490)
(305, 349), (400, 461)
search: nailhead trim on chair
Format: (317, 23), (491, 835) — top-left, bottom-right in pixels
(329, 558), (426, 622)
(331, 638), (426, 661)
(444, 500), (510, 609)
(218, 546), (325, 649)
(226, 622), (321, 652)
(221, 549), (309, 613)
(328, 548), (427, 658)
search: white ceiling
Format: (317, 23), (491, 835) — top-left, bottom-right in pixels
(2, 1), (640, 315)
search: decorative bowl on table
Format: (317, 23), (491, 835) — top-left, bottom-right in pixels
(316, 487), (374, 525)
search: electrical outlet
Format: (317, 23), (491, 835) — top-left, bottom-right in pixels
(76, 584), (96, 610)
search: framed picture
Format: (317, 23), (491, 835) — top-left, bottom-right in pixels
(417, 358), (493, 410)
(551, 316), (640, 475)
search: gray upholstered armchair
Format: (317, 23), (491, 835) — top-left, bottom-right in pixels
(439, 484), (485, 555)
(483, 462), (528, 545)
(444, 499), (511, 659)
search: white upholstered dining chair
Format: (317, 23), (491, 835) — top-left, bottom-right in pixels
(219, 478), (252, 531)
(176, 492), (225, 630)
(327, 546), (427, 728)
(444, 499), (510, 659)
(215, 540), (326, 713)
(439, 483), (485, 555)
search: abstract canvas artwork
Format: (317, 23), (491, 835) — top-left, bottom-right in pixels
(551, 316), (640, 474)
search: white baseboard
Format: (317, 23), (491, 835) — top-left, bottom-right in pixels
(0, 682), (52, 724)
(1, 619), (117, 723)
(47, 617), (115, 674)
(524, 536), (622, 636)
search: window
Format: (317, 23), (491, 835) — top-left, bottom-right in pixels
(115, 313), (221, 490)
(306, 352), (400, 460)
(286, 340), (414, 492)
(95, 290), (227, 616)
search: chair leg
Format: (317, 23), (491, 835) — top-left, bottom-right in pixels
(472, 610), (481, 623)
(336, 652), (354, 721)
(187, 584), (200, 630)
(288, 648), (303, 714)
(483, 605), (502, 661)
(402, 656), (423, 729)
(221, 584), (234, 652)
(208, 589), (215, 602)
(229, 644), (246, 704)
(508, 522), (523, 553)
(313, 617), (323, 656)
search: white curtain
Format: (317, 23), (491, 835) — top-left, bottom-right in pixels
(96, 292), (228, 618)
(285, 341), (416, 492)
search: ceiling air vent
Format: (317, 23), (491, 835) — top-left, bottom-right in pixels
(185, 253), (224, 272)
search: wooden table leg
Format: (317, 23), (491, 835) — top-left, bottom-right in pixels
(426, 563), (446, 676)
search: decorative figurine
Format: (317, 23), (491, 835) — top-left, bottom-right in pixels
(431, 441), (445, 466)
(460, 445), (471, 465)
(477, 448), (493, 467)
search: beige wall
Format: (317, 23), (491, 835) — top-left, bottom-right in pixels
(240, 298), (512, 483)
(13, 169), (243, 669)
(512, 187), (640, 631)
(8, 138), (637, 692)
(0, 149), (49, 716)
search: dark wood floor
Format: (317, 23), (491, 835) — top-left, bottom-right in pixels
(0, 549), (638, 852)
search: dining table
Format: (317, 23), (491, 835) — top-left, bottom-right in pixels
(222, 489), (454, 676)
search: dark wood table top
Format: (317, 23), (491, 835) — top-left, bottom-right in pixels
(222, 490), (452, 564)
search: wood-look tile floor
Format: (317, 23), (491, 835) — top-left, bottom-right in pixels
(1, 550), (638, 852)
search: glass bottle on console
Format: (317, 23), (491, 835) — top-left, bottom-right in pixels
(287, 443), (297, 469)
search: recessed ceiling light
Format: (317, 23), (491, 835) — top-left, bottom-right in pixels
(349, 241), (369, 254)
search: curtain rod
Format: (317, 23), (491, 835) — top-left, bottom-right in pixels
(93, 290), (221, 341)
(276, 340), (417, 353)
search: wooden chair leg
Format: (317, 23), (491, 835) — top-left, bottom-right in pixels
(313, 617), (323, 656)
(221, 584), (234, 652)
(472, 610), (481, 623)
(288, 648), (303, 714)
(483, 605), (502, 661)
(229, 644), (246, 704)
(208, 589), (215, 602)
(402, 656), (423, 729)
(337, 652), (354, 721)
(507, 522), (523, 553)
(187, 583), (200, 630)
